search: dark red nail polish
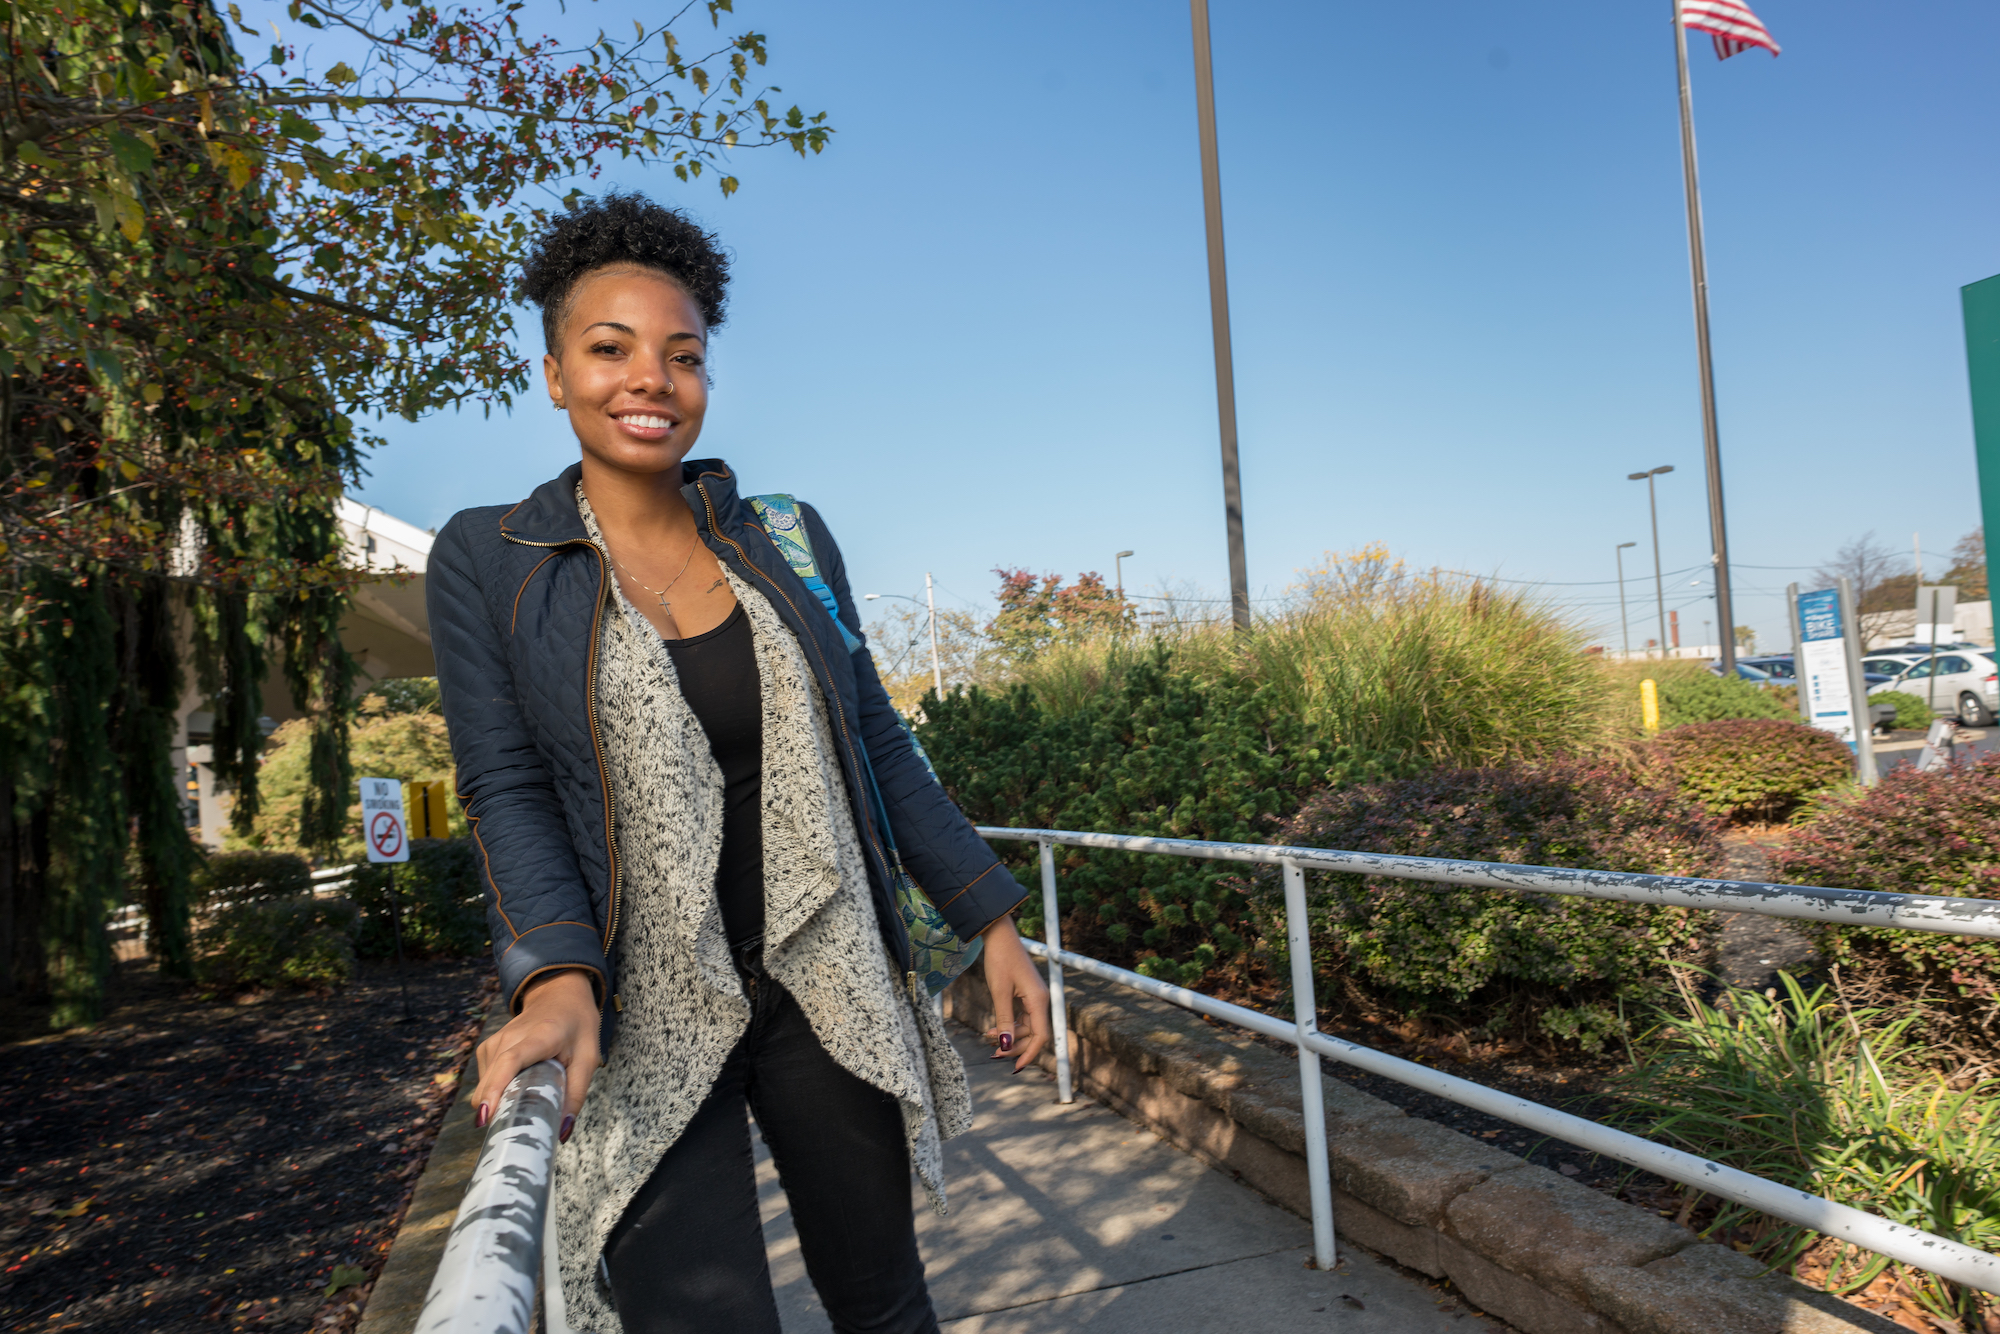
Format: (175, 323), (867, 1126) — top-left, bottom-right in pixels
(559, 1114), (575, 1144)
(998, 1033), (1013, 1054)
(475, 1102), (490, 1130)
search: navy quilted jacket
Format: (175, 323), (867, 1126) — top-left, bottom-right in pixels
(428, 459), (1026, 1040)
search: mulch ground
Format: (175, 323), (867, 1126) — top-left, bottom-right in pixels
(0, 957), (495, 1334)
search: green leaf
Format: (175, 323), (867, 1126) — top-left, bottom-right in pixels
(108, 130), (156, 176)
(324, 1264), (369, 1297)
(278, 110), (323, 143)
(325, 61), (359, 85)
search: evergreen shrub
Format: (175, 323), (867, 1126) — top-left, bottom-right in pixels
(916, 642), (1415, 986)
(346, 839), (488, 959)
(1654, 719), (1853, 821)
(1872, 690), (1935, 732)
(1656, 671), (1791, 728)
(1772, 755), (2000, 1032)
(1271, 759), (1724, 1046)
(194, 895), (357, 991)
(196, 850), (313, 905)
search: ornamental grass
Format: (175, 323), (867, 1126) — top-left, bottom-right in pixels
(1612, 970), (2000, 1330)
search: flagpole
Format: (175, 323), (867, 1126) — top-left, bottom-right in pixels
(1190, 0), (1251, 632)
(1672, 0), (1738, 673)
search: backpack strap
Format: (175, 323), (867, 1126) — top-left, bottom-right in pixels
(747, 493), (865, 655)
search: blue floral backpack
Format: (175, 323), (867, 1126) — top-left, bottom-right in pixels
(748, 494), (983, 999)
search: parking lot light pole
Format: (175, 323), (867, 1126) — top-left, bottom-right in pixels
(1616, 542), (1637, 657)
(1629, 467), (1674, 658)
(1114, 550), (1134, 603)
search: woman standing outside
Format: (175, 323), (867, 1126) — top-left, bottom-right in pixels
(429, 192), (1051, 1334)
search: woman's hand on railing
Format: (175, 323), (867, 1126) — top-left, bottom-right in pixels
(473, 969), (601, 1144)
(979, 915), (1051, 1072)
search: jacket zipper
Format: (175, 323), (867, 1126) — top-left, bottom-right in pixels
(693, 480), (917, 983)
(500, 532), (624, 959)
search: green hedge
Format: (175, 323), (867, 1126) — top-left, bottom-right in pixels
(196, 850), (313, 905)
(916, 643), (1415, 985)
(195, 895), (357, 991)
(1872, 689), (1935, 732)
(1656, 671), (1792, 728)
(1653, 719), (1853, 821)
(1270, 759), (1723, 1048)
(345, 839), (488, 959)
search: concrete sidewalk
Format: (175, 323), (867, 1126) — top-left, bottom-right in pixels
(757, 1027), (1508, 1333)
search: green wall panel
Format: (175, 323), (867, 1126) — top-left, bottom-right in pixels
(1964, 273), (2000, 616)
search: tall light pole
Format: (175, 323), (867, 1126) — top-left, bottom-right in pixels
(862, 587), (943, 700)
(1629, 466), (1674, 659)
(1114, 550), (1134, 603)
(924, 573), (942, 698)
(1190, 0), (1250, 631)
(1616, 542), (1637, 658)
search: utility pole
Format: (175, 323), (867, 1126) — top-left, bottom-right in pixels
(1190, 0), (1250, 631)
(1630, 467), (1674, 660)
(1617, 541), (1637, 657)
(1672, 0), (1737, 675)
(1114, 550), (1134, 603)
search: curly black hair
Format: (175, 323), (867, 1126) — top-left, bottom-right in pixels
(518, 191), (730, 351)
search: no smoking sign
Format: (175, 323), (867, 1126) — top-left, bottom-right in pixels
(358, 777), (410, 864)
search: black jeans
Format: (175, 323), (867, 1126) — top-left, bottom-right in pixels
(602, 973), (940, 1334)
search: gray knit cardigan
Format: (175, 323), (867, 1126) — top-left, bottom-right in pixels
(551, 494), (972, 1332)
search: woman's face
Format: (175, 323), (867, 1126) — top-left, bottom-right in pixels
(543, 266), (709, 480)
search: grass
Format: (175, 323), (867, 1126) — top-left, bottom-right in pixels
(1610, 969), (2000, 1327)
(1004, 546), (1622, 768)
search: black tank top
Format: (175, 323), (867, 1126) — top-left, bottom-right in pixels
(662, 603), (764, 961)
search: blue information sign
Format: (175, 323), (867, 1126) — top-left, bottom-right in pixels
(1798, 589), (1842, 643)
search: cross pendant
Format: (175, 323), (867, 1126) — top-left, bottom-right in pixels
(656, 592), (672, 615)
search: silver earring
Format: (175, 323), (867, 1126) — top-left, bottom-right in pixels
(552, 400), (564, 411)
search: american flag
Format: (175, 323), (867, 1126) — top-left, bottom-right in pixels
(1680, 0), (1781, 60)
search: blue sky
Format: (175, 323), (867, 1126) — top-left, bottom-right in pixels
(343, 0), (2000, 652)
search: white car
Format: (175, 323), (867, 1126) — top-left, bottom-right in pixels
(1869, 651), (2000, 726)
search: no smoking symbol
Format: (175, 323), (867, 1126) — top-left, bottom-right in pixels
(370, 811), (405, 859)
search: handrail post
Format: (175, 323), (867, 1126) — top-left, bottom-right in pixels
(1283, 857), (1337, 1271)
(417, 1059), (564, 1334)
(1040, 837), (1074, 1103)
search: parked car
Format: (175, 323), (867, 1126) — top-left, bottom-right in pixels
(1707, 661), (1775, 685)
(1862, 653), (1927, 676)
(1738, 655), (1796, 680)
(1868, 650), (2000, 726)
(1722, 655), (1893, 689)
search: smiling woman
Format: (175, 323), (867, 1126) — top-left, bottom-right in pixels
(424, 193), (1051, 1334)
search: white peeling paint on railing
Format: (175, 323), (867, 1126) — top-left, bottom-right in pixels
(977, 826), (2000, 938)
(417, 1061), (564, 1334)
(984, 825), (2000, 1296)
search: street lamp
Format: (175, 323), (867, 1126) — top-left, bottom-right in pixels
(863, 575), (943, 698)
(1628, 466), (1674, 659)
(1615, 542), (1637, 658)
(1114, 550), (1134, 602)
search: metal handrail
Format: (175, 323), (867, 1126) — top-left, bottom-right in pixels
(980, 825), (2000, 1293)
(419, 1060), (565, 1334)
(976, 826), (2000, 938)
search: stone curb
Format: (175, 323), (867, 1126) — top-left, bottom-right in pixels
(355, 1000), (509, 1334)
(945, 969), (1901, 1334)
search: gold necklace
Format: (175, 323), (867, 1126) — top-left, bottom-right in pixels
(611, 536), (700, 617)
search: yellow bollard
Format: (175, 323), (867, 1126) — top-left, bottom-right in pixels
(1640, 679), (1660, 734)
